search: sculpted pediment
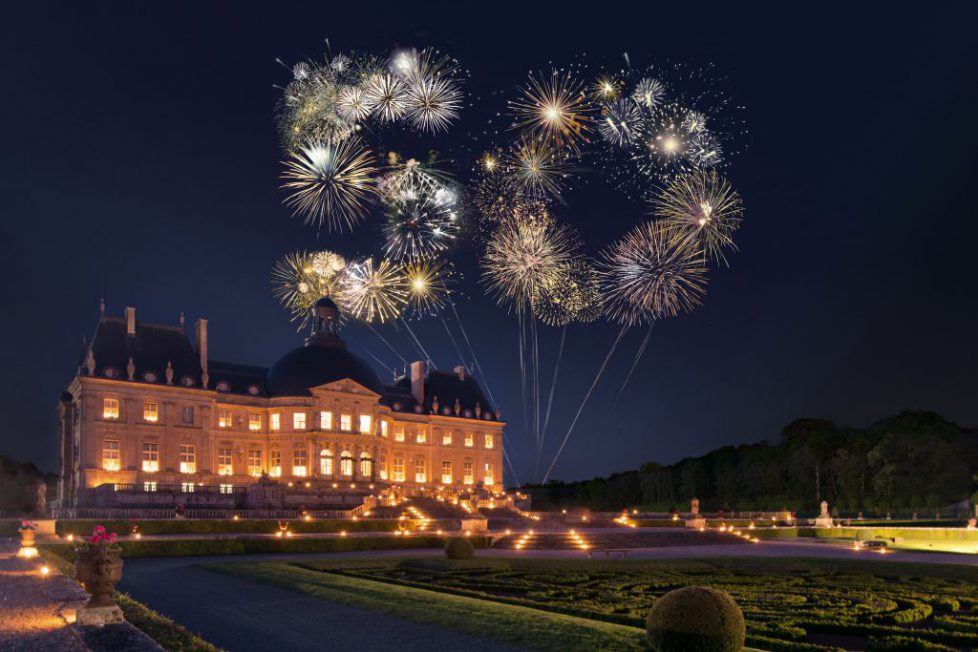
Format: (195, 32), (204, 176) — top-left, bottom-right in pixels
(311, 379), (381, 397)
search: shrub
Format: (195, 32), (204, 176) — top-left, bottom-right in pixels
(445, 537), (475, 560)
(645, 586), (746, 652)
(868, 636), (957, 651)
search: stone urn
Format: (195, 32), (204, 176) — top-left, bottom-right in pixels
(19, 527), (36, 549)
(75, 545), (124, 609)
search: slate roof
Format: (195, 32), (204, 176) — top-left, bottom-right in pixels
(77, 315), (500, 421)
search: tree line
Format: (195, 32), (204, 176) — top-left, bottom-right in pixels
(525, 411), (978, 515)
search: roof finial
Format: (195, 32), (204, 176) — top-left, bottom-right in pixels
(85, 350), (96, 376)
(432, 395), (439, 414)
(475, 402), (482, 418)
(99, 298), (105, 317)
(165, 361), (174, 385)
(179, 312), (185, 328)
(454, 398), (461, 416)
(127, 357), (135, 381)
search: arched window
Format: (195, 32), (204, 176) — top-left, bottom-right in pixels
(340, 451), (353, 477)
(320, 449), (333, 476)
(359, 452), (372, 478)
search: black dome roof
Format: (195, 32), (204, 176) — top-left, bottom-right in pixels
(265, 343), (382, 397)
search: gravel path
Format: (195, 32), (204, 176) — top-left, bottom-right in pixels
(0, 541), (87, 652)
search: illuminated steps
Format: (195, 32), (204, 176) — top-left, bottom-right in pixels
(493, 530), (592, 551)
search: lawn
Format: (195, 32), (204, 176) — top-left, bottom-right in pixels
(250, 556), (978, 651)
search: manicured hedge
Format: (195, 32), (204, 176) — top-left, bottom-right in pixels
(43, 535), (490, 561)
(56, 518), (402, 537)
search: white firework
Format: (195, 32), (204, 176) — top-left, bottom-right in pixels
(632, 77), (666, 109)
(406, 75), (463, 133)
(598, 99), (643, 146)
(336, 85), (373, 122)
(362, 73), (409, 122)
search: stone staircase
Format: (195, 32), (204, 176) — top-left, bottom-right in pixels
(493, 528), (749, 551)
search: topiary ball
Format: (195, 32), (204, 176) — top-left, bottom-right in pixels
(646, 586), (746, 652)
(444, 536), (475, 560)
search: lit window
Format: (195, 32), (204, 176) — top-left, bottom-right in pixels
(463, 460), (473, 485)
(340, 452), (353, 477)
(414, 458), (426, 483)
(219, 483), (233, 494)
(293, 412), (306, 430)
(181, 482), (195, 493)
(340, 414), (352, 431)
(102, 440), (120, 471)
(442, 431), (453, 446)
(103, 398), (119, 420)
(269, 450), (281, 477)
(359, 414), (372, 434)
(464, 432), (474, 448)
(248, 414), (261, 431)
(416, 428), (427, 444)
(320, 411), (332, 430)
(392, 457), (405, 482)
(441, 460), (453, 484)
(484, 462), (495, 486)
(380, 420), (388, 438)
(378, 454), (388, 480)
(293, 449), (307, 477)
(270, 413), (281, 431)
(320, 449), (333, 476)
(248, 450), (262, 477)
(218, 448), (233, 476)
(143, 481), (158, 492)
(179, 444), (196, 473)
(141, 443), (159, 473)
(181, 406), (194, 425)
(394, 426), (405, 442)
(485, 434), (494, 449)
(143, 402), (158, 423)
(218, 409), (232, 429)
(360, 453), (372, 478)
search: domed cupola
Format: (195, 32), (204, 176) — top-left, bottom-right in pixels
(264, 297), (382, 397)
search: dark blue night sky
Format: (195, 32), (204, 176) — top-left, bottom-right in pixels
(2, 2), (977, 483)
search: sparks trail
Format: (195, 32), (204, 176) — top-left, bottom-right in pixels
(543, 326), (628, 484)
(539, 325), (566, 459)
(364, 323), (408, 366)
(399, 317), (435, 367)
(612, 323), (655, 407)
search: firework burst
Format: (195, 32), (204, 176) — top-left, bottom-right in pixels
(655, 170), (743, 265)
(405, 74), (463, 133)
(481, 215), (577, 313)
(598, 221), (708, 325)
(362, 73), (409, 122)
(272, 250), (349, 330)
(598, 99), (643, 146)
(509, 70), (592, 148)
(280, 138), (378, 232)
(335, 85), (374, 122)
(503, 138), (570, 199)
(403, 259), (453, 317)
(338, 258), (407, 323)
(532, 259), (603, 326)
(382, 180), (460, 262)
(631, 103), (723, 181)
(632, 77), (666, 109)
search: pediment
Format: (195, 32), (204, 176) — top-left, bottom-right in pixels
(310, 379), (381, 398)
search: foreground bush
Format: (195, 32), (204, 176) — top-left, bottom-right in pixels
(445, 536), (475, 560)
(645, 586), (745, 652)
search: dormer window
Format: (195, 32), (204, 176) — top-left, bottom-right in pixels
(247, 384), (260, 396)
(180, 376), (194, 387)
(104, 367), (118, 379)
(216, 380), (231, 392)
(143, 371), (158, 383)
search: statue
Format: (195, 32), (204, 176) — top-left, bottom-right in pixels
(690, 497), (700, 516)
(32, 479), (47, 517)
(820, 501), (829, 518)
(814, 500), (833, 528)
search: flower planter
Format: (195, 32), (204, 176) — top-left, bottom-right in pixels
(75, 546), (124, 609)
(20, 529), (36, 549)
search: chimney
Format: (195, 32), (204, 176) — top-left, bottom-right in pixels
(195, 318), (209, 381)
(453, 365), (466, 381)
(124, 306), (136, 335)
(410, 360), (425, 405)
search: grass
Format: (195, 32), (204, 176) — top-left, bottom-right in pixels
(272, 556), (978, 651)
(39, 548), (222, 652)
(210, 561), (654, 651)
